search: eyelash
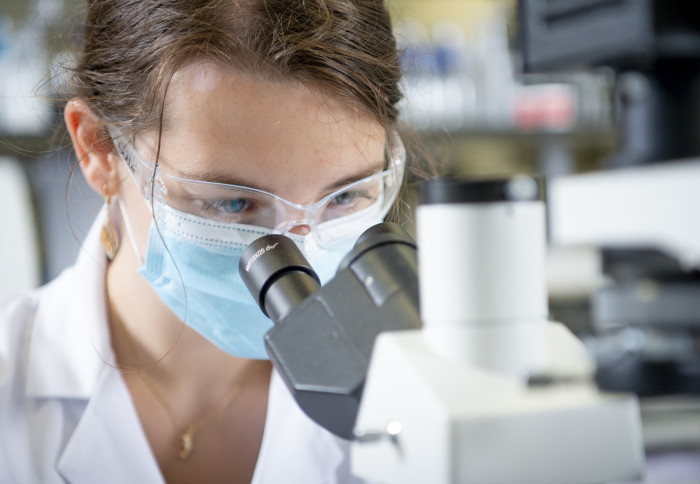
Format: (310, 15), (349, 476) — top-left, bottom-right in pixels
(330, 190), (370, 206)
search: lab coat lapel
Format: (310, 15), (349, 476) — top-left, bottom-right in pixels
(27, 210), (162, 483)
(57, 364), (164, 484)
(252, 370), (347, 484)
(26, 207), (112, 400)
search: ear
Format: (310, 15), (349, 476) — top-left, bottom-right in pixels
(64, 99), (121, 197)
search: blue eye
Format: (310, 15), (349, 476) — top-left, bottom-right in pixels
(210, 198), (251, 213)
(331, 191), (359, 206)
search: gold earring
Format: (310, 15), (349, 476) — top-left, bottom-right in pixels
(101, 185), (120, 261)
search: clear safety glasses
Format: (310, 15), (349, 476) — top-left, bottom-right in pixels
(110, 129), (405, 242)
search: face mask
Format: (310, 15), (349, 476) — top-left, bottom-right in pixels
(123, 198), (385, 359)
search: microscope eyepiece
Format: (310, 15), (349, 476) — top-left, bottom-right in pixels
(339, 222), (416, 272)
(239, 234), (320, 323)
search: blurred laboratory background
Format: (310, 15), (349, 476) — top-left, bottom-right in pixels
(0, 0), (698, 482)
(0, 0), (102, 293)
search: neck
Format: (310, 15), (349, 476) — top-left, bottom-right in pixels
(105, 225), (255, 401)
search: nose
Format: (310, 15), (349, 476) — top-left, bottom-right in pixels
(285, 222), (312, 236)
(276, 205), (314, 236)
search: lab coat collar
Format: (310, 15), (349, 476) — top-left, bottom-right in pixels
(56, 363), (165, 484)
(251, 370), (348, 484)
(25, 208), (115, 399)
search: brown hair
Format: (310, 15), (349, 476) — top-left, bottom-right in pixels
(71, 0), (402, 138)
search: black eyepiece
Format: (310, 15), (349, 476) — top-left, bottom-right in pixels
(239, 235), (320, 323)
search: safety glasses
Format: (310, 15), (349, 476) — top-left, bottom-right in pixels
(110, 129), (405, 247)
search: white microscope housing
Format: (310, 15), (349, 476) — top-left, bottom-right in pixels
(351, 177), (644, 484)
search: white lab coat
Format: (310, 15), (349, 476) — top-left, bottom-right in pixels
(0, 213), (368, 484)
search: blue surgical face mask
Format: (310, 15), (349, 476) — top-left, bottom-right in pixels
(121, 198), (386, 359)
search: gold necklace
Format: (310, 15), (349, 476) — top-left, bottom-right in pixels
(137, 365), (252, 459)
(108, 290), (263, 459)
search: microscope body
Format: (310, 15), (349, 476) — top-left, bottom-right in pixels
(262, 236), (421, 439)
(240, 224), (422, 440)
(351, 329), (642, 483)
(351, 178), (644, 484)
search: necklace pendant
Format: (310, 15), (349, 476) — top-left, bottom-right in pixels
(180, 429), (194, 459)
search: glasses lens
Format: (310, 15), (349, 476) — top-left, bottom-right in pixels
(318, 175), (385, 223)
(159, 180), (282, 227)
(154, 159), (401, 230)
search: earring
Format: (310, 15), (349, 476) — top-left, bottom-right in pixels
(101, 185), (120, 261)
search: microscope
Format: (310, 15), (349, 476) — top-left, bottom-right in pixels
(240, 177), (643, 484)
(348, 178), (643, 484)
(239, 223), (422, 440)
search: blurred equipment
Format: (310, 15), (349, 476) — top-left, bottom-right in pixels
(519, 0), (700, 397)
(351, 177), (643, 484)
(0, 156), (41, 293)
(239, 223), (421, 440)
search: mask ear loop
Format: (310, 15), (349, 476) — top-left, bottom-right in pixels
(117, 196), (147, 268)
(107, 128), (151, 269)
(105, 131), (187, 372)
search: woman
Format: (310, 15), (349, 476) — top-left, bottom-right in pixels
(0, 0), (411, 482)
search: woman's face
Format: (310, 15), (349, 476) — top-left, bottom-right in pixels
(118, 60), (387, 253)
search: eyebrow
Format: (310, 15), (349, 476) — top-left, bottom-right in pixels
(322, 161), (386, 193)
(174, 168), (275, 192)
(174, 160), (386, 195)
